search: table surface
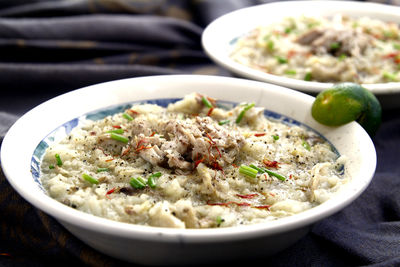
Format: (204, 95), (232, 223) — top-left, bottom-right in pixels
(1, 1), (399, 266)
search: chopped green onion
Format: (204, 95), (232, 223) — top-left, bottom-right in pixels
(97, 168), (109, 172)
(393, 43), (400, 50)
(122, 113), (134, 121)
(383, 31), (395, 39)
(239, 165), (258, 179)
(82, 173), (99, 184)
(49, 165), (55, 169)
(276, 56), (288, 64)
(284, 27), (292, 34)
(267, 40), (274, 51)
(383, 71), (398, 81)
(338, 54), (347, 61)
(263, 169), (286, 181)
(272, 135), (279, 141)
(304, 72), (312, 81)
(201, 96), (213, 108)
(55, 154), (62, 167)
(216, 216), (224, 226)
(284, 69), (297, 75)
(218, 119), (230, 126)
(249, 164), (286, 181)
(248, 164), (264, 173)
(130, 177), (146, 189)
(236, 103), (255, 124)
(107, 128), (124, 134)
(302, 140), (311, 151)
(330, 42), (341, 50)
(110, 133), (129, 144)
(147, 172), (162, 188)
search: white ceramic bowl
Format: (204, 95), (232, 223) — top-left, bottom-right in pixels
(202, 0), (400, 108)
(1, 75), (376, 265)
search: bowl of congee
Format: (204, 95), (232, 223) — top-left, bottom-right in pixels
(202, 0), (400, 108)
(1, 75), (376, 265)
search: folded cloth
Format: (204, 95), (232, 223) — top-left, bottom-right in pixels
(1, 1), (399, 266)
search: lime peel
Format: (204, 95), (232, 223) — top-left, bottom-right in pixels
(311, 82), (382, 136)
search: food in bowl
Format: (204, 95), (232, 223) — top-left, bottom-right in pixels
(230, 14), (400, 83)
(40, 92), (348, 229)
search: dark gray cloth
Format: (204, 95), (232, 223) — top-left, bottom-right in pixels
(1, 1), (399, 266)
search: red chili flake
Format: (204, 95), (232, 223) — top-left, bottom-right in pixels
(269, 192), (276, 197)
(214, 146), (222, 158)
(135, 139), (153, 152)
(112, 125), (122, 129)
(207, 201), (251, 207)
(287, 49), (297, 59)
(289, 174), (293, 179)
(90, 131), (96, 136)
(254, 205), (271, 210)
(236, 193), (258, 199)
(0, 253), (11, 257)
(128, 109), (139, 115)
(207, 107), (214, 117)
(105, 158), (114, 162)
(254, 133), (266, 137)
(106, 187), (116, 199)
(136, 145), (154, 152)
(212, 161), (223, 171)
(232, 163), (239, 168)
(235, 202), (251, 207)
(121, 146), (131, 157)
(205, 133), (215, 144)
(194, 158), (204, 169)
(97, 146), (109, 156)
(149, 131), (156, 137)
(263, 160), (279, 168)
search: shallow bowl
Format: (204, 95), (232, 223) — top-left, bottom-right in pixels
(202, 0), (400, 108)
(1, 75), (376, 265)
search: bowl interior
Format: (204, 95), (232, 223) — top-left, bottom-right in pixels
(1, 75), (376, 242)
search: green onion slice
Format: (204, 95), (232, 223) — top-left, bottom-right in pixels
(249, 164), (286, 181)
(267, 40), (274, 52)
(216, 216), (224, 226)
(330, 42), (341, 50)
(304, 72), (312, 81)
(272, 135), (279, 141)
(236, 103), (255, 124)
(218, 120), (230, 126)
(55, 154), (63, 167)
(147, 172), (162, 188)
(107, 128), (124, 134)
(284, 69), (297, 75)
(130, 177), (146, 189)
(383, 72), (398, 81)
(239, 165), (258, 179)
(202, 96), (213, 108)
(302, 139), (311, 151)
(82, 173), (99, 184)
(276, 56), (288, 64)
(49, 165), (55, 169)
(110, 133), (129, 144)
(97, 168), (109, 172)
(123, 113), (134, 121)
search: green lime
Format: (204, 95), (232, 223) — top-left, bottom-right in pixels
(311, 83), (382, 136)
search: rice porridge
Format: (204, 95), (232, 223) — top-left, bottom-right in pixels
(40, 93), (348, 228)
(230, 14), (400, 83)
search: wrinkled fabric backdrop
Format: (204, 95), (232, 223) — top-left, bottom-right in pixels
(1, 0), (400, 266)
